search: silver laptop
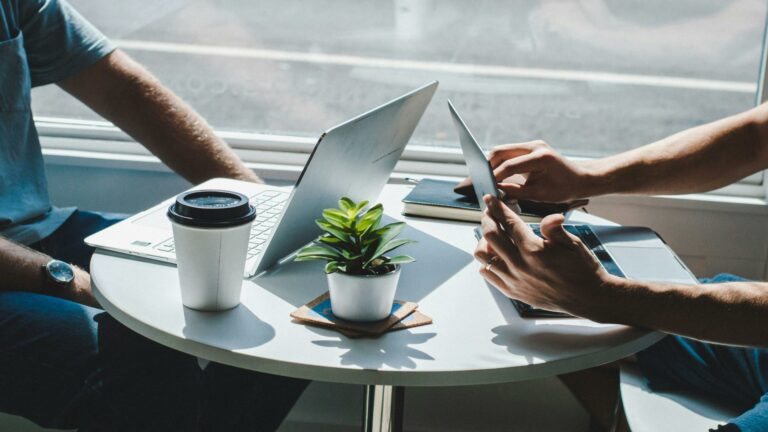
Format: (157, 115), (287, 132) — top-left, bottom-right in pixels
(447, 100), (698, 289)
(86, 81), (438, 277)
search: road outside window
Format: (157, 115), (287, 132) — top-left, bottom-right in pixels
(32, 0), (765, 157)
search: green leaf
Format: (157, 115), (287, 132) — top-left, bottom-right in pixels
(353, 200), (369, 215)
(386, 255), (415, 265)
(318, 235), (342, 244)
(316, 220), (350, 242)
(376, 238), (415, 257)
(322, 209), (351, 228)
(340, 248), (362, 261)
(366, 238), (416, 266)
(338, 197), (355, 212)
(325, 261), (340, 273)
(357, 204), (383, 234)
(296, 245), (342, 261)
(376, 222), (406, 245)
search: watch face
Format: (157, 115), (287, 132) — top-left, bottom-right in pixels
(47, 260), (75, 284)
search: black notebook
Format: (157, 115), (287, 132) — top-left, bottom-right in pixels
(402, 178), (583, 223)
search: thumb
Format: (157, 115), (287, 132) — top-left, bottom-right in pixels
(539, 214), (576, 248)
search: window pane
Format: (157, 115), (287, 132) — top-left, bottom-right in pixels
(32, 0), (765, 157)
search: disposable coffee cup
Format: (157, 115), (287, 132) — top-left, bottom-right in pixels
(167, 189), (256, 311)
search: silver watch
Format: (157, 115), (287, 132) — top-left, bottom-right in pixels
(41, 259), (75, 290)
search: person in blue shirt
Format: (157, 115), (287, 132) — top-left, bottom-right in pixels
(470, 106), (768, 431)
(0, 0), (306, 430)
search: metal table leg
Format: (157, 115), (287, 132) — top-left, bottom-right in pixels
(363, 385), (404, 432)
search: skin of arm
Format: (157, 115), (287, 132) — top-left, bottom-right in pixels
(462, 103), (768, 202)
(57, 49), (261, 184)
(3, 49), (260, 306)
(475, 195), (768, 347)
(580, 103), (768, 197)
(0, 237), (96, 307)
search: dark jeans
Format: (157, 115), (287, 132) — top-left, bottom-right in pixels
(0, 210), (308, 431)
(637, 273), (768, 432)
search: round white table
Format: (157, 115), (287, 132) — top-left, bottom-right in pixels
(91, 184), (663, 432)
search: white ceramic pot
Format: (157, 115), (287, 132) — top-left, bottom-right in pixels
(327, 266), (401, 321)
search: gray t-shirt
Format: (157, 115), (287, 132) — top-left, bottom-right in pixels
(0, 0), (114, 244)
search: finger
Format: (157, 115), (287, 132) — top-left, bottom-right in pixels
(540, 214), (580, 249)
(488, 142), (540, 168)
(480, 211), (522, 265)
(484, 195), (541, 249)
(473, 241), (494, 264)
(493, 153), (545, 182)
(497, 182), (543, 201)
(479, 266), (507, 292)
(475, 237), (505, 262)
(454, 176), (474, 197)
(475, 246), (512, 274)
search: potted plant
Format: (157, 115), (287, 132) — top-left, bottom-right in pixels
(295, 197), (416, 321)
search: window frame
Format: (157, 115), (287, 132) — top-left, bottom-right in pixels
(35, 7), (768, 201)
(36, 113), (768, 199)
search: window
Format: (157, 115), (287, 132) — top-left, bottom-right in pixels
(34, 0), (768, 192)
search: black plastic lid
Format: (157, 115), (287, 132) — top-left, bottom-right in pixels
(167, 189), (256, 228)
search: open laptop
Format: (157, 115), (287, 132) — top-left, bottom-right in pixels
(86, 81), (438, 277)
(447, 100), (698, 317)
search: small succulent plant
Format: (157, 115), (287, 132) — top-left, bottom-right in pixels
(295, 197), (415, 276)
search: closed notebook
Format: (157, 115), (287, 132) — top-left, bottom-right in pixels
(402, 178), (587, 223)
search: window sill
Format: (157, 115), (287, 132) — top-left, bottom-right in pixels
(42, 146), (768, 216)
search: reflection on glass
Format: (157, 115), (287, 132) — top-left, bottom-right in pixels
(32, 0), (765, 156)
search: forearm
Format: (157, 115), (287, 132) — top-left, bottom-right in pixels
(594, 276), (768, 347)
(0, 237), (91, 305)
(59, 50), (260, 185)
(577, 105), (768, 197)
(0, 237), (52, 294)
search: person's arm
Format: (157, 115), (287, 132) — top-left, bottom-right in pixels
(57, 50), (261, 185)
(0, 237), (96, 307)
(580, 104), (768, 196)
(474, 196), (768, 347)
(597, 276), (768, 347)
(464, 104), (768, 202)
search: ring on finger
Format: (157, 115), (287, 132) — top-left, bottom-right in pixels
(485, 255), (500, 272)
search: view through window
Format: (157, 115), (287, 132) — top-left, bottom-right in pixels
(32, 0), (766, 158)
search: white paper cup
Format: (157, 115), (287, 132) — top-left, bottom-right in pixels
(171, 221), (252, 311)
(167, 190), (256, 311)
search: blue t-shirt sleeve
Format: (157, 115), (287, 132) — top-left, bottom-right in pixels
(18, 0), (115, 87)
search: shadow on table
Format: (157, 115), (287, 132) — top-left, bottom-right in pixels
(182, 303), (275, 350)
(306, 326), (437, 370)
(253, 218), (473, 307)
(490, 322), (643, 362)
(484, 279), (646, 363)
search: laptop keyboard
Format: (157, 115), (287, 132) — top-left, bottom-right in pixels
(154, 190), (289, 259)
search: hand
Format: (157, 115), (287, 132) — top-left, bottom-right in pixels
(60, 267), (100, 308)
(474, 195), (613, 319)
(457, 140), (592, 203)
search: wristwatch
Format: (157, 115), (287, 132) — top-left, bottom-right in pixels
(41, 259), (75, 291)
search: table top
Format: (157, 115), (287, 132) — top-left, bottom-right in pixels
(91, 184), (663, 387)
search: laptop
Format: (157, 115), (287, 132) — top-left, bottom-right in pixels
(447, 100), (699, 317)
(86, 81), (439, 277)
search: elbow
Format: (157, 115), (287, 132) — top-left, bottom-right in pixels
(748, 103), (768, 168)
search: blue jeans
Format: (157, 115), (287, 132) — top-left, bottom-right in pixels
(637, 273), (768, 432)
(0, 210), (308, 431)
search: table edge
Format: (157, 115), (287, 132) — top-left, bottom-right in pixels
(92, 264), (664, 387)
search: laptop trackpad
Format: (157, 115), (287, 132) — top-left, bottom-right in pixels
(606, 246), (696, 284)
